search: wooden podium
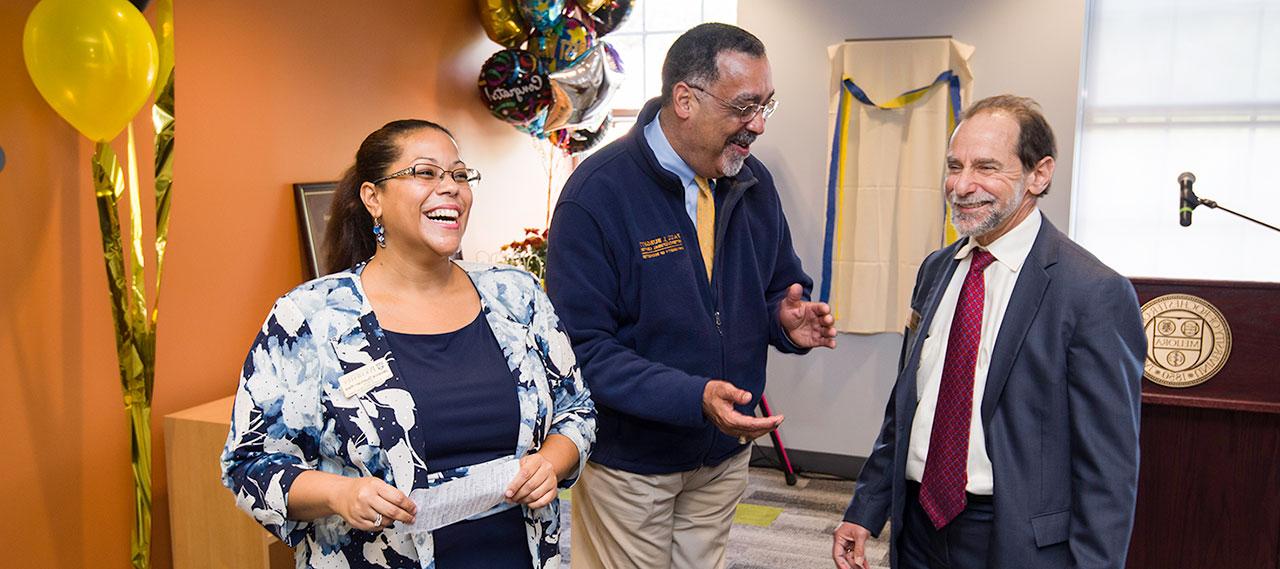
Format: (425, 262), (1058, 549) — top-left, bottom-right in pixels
(165, 396), (295, 569)
(1126, 279), (1280, 569)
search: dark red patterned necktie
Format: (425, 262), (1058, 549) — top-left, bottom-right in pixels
(919, 248), (996, 529)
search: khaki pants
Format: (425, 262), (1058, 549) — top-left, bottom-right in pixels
(570, 450), (750, 569)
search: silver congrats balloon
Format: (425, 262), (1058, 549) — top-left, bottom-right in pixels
(544, 81), (573, 132)
(547, 42), (624, 133)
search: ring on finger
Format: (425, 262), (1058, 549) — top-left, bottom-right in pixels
(372, 512), (383, 527)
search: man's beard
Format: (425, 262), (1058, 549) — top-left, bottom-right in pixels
(949, 180), (1026, 238)
(722, 153), (747, 177)
(718, 129), (757, 177)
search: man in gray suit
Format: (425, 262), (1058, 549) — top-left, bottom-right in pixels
(832, 95), (1145, 569)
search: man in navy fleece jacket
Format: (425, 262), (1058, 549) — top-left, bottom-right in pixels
(546, 23), (838, 569)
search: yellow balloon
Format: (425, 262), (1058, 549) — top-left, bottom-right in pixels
(477, 0), (531, 48)
(23, 0), (158, 142)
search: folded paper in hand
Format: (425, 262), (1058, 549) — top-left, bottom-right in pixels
(406, 456), (521, 533)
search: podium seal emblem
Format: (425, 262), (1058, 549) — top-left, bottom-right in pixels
(1140, 294), (1231, 388)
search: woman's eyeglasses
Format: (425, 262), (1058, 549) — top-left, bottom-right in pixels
(372, 164), (482, 187)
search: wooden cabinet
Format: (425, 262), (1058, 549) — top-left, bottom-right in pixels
(165, 396), (294, 569)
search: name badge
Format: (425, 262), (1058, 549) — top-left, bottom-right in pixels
(339, 358), (393, 398)
(907, 309), (922, 332)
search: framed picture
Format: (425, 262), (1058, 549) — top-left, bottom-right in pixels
(293, 181), (337, 279)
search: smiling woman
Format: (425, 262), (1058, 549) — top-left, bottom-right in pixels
(220, 119), (596, 569)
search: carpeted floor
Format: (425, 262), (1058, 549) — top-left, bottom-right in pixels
(559, 466), (891, 568)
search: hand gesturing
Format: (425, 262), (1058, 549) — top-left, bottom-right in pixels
(778, 283), (837, 349)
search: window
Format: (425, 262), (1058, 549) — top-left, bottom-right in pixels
(586, 0), (737, 153)
(1072, 0), (1280, 282)
(608, 0), (737, 110)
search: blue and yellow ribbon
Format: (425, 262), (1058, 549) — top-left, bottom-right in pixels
(819, 71), (962, 305)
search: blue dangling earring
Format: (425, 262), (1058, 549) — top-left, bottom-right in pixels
(373, 217), (387, 248)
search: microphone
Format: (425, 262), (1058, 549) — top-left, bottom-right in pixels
(1178, 172), (1198, 227)
(1174, 173), (1280, 233)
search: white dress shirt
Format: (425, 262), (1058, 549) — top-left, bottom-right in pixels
(905, 208), (1042, 495)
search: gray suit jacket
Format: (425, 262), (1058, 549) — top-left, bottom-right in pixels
(844, 217), (1146, 569)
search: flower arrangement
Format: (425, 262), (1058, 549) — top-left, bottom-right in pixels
(499, 227), (549, 282)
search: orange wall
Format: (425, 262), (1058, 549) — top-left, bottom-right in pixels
(1, 1), (558, 566)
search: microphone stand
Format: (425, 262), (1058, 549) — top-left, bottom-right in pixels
(1190, 194), (1280, 234)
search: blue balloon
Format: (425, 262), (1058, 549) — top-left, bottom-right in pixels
(529, 16), (594, 73)
(518, 0), (565, 32)
(514, 108), (550, 139)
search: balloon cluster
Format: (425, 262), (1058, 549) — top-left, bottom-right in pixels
(22, 0), (159, 142)
(478, 0), (633, 155)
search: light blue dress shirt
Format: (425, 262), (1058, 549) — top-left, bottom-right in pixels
(643, 114), (705, 223)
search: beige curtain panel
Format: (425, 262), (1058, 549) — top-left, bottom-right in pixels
(821, 37), (974, 334)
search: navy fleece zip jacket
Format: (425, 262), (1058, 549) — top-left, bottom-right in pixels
(545, 99), (814, 474)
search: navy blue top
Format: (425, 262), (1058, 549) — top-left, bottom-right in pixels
(546, 97), (813, 475)
(385, 311), (532, 568)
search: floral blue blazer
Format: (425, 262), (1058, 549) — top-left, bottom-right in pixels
(221, 261), (596, 568)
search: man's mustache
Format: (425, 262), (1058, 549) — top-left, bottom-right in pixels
(728, 131), (757, 147)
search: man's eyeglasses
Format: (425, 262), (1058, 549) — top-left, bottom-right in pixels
(371, 164), (482, 187)
(688, 84), (779, 123)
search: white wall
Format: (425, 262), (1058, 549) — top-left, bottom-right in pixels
(739, 0), (1087, 457)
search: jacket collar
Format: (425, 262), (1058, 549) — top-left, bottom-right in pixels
(349, 260), (531, 328)
(345, 260), (536, 470)
(898, 216), (1064, 425)
(627, 98), (759, 196)
(978, 216), (1061, 423)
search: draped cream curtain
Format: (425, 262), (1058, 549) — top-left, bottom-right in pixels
(820, 37), (974, 334)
